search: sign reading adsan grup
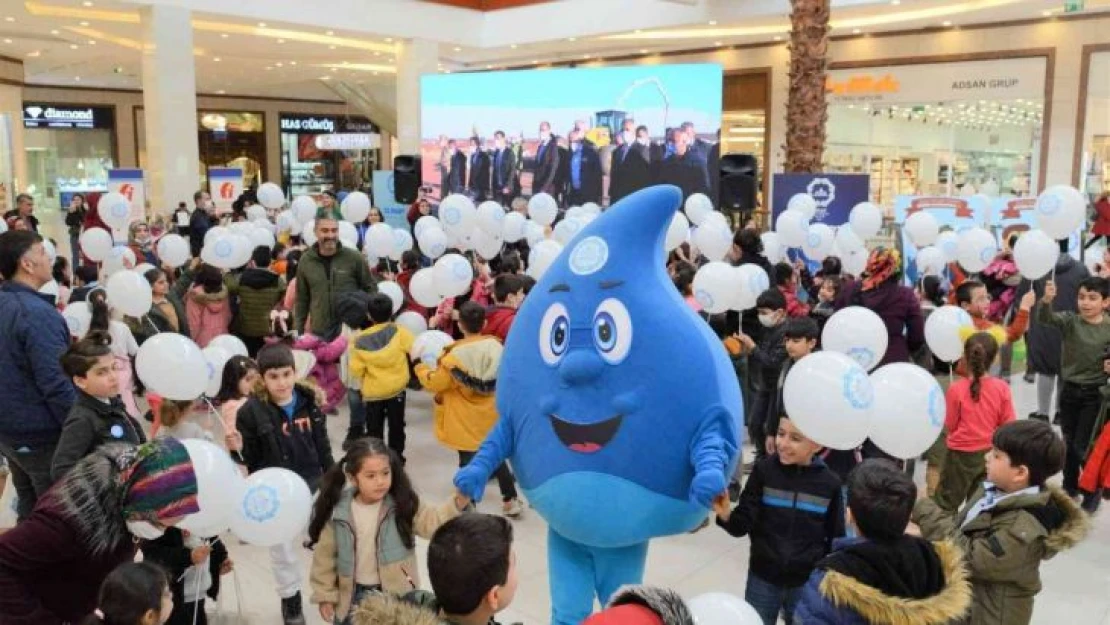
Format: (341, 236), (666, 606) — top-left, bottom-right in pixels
(23, 103), (115, 130)
(826, 57), (1047, 105)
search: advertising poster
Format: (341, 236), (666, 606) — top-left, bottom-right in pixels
(372, 170), (412, 230)
(420, 63), (722, 207)
(208, 167), (243, 215)
(106, 168), (145, 241)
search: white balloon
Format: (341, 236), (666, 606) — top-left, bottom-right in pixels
(248, 226), (276, 251)
(849, 202), (883, 239)
(103, 246), (137, 276)
(684, 193), (714, 226)
(580, 202), (601, 216)
(414, 215), (441, 240)
(377, 281), (404, 314)
(527, 240), (563, 281)
(956, 227), (998, 273)
(178, 439), (243, 537)
(665, 212), (690, 252)
(276, 210), (299, 235)
(433, 254), (474, 298)
(935, 231), (959, 263)
(476, 201), (506, 235)
(136, 334), (208, 400)
(409, 268), (442, 308)
(417, 227), (448, 260)
(821, 306), (889, 372)
(787, 193), (817, 220)
(440, 194), (478, 236)
(340, 191), (371, 223)
(553, 218), (585, 246)
(411, 330), (455, 369)
(760, 232), (784, 264)
(924, 305), (973, 362)
(356, 222), (391, 258)
(156, 234), (190, 268)
(99, 192), (132, 230)
(784, 351), (873, 450)
(915, 246), (946, 276)
(390, 229), (414, 261)
(395, 311), (428, 336)
(1035, 185), (1085, 240)
(337, 221), (358, 248)
(301, 220), (317, 246)
(694, 222), (733, 262)
(204, 226), (229, 247)
(63, 302), (92, 338)
(209, 334), (248, 358)
(527, 193), (558, 226)
(502, 212), (528, 243)
(42, 239), (57, 263)
(230, 468), (312, 547)
(869, 363), (946, 459)
(775, 209), (810, 248)
(251, 218), (277, 235)
(905, 211), (940, 248)
(256, 182), (286, 210)
(291, 195), (317, 224)
(472, 227), (504, 261)
(106, 270), (152, 317)
(201, 345), (232, 398)
(802, 223), (836, 261)
(735, 264), (770, 311)
(834, 226), (865, 255)
(692, 262), (736, 314)
(687, 593), (762, 625)
(203, 234), (241, 269)
(1013, 229), (1057, 280)
(0, 218), (7, 234)
(246, 205), (268, 222)
(80, 228), (114, 262)
(230, 221), (253, 237)
(842, 246), (868, 276)
(523, 221), (546, 247)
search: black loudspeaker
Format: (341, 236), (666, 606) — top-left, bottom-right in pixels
(719, 153), (758, 212)
(393, 155), (422, 204)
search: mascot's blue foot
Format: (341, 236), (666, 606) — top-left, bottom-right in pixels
(547, 527), (649, 625)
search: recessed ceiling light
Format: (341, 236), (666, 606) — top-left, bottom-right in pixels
(891, 0), (900, 4)
(290, 61), (297, 65)
(582, 53), (590, 59)
(486, 64), (493, 69)
(445, 70), (452, 74)
(639, 49), (648, 54)
(1, 39), (9, 44)
(330, 67), (337, 72)
(50, 29), (59, 35)
(852, 28), (861, 34)
(385, 37), (393, 43)
(341, 60), (348, 65)
(258, 22), (266, 28)
(568, 37), (576, 41)
(532, 60), (539, 64)
(320, 75), (330, 80)
(4, 17), (14, 22)
(942, 20), (952, 26)
(453, 46), (461, 52)
(264, 66), (273, 70)
(372, 71), (379, 76)
(276, 62), (283, 67)
(82, 1), (93, 6)
(329, 45), (336, 50)
(74, 76), (80, 81)
(373, 51), (381, 56)
(220, 33), (228, 38)
(510, 44), (517, 49)
(26, 50), (39, 57)
(774, 35), (782, 41)
(79, 21), (88, 26)
(326, 30), (334, 35)
(277, 39), (285, 44)
(708, 20), (718, 25)
(714, 41), (723, 46)
(88, 39), (96, 45)
(634, 29), (641, 34)
(1042, 10), (1052, 16)
(213, 57), (221, 62)
(69, 44), (78, 49)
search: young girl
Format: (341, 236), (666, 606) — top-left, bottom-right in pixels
(672, 261), (700, 313)
(88, 290), (142, 418)
(308, 438), (470, 624)
(80, 562), (174, 625)
(185, 264), (231, 348)
(293, 332), (348, 414)
(214, 355), (260, 455)
(934, 330), (1015, 512)
(156, 399), (213, 443)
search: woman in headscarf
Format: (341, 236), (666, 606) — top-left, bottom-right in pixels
(0, 439), (199, 625)
(835, 247), (926, 367)
(127, 221), (158, 266)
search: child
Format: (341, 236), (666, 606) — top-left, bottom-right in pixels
(233, 246), (286, 357)
(415, 302), (524, 518)
(810, 274), (840, 334)
(52, 331), (146, 482)
(236, 342), (335, 624)
(774, 261), (810, 318)
(1078, 348), (1110, 512)
(712, 415), (844, 625)
(348, 293), (416, 460)
(395, 250), (428, 317)
(351, 513), (518, 625)
(335, 291), (373, 451)
(1036, 276), (1110, 496)
(140, 526), (230, 625)
(763, 317), (820, 457)
(308, 438), (470, 624)
(79, 561), (174, 625)
(913, 420), (1089, 625)
(933, 331), (1016, 513)
(186, 263), (232, 348)
(484, 274), (525, 343)
(954, 280), (1034, 377)
(736, 288), (790, 463)
(795, 460), (972, 624)
(582, 586), (693, 625)
(156, 399), (213, 443)
(88, 290), (142, 418)
(672, 261), (701, 313)
(292, 331), (348, 414)
(214, 355), (260, 455)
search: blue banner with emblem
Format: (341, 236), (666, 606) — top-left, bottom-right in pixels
(372, 170), (411, 230)
(770, 173), (870, 226)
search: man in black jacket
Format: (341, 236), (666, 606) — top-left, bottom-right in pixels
(532, 121), (561, 196)
(608, 128), (651, 205)
(445, 140), (467, 196)
(189, 190), (215, 257)
(565, 128), (603, 207)
(466, 137), (491, 202)
(490, 131), (516, 207)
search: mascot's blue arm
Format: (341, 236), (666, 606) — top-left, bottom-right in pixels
(687, 404), (739, 507)
(454, 416), (514, 502)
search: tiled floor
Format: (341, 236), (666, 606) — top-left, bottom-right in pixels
(1, 379), (1108, 624)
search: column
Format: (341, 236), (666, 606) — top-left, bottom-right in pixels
(140, 5), (200, 215)
(395, 39), (439, 156)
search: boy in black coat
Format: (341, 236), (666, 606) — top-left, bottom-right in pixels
(140, 528), (231, 625)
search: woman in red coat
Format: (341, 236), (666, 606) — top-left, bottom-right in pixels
(1086, 192), (1110, 251)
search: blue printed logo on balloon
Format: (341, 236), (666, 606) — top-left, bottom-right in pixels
(927, 385), (943, 428)
(451, 260), (470, 280)
(242, 484), (280, 522)
(979, 247), (995, 264)
(842, 368), (873, 410)
(847, 347), (873, 370)
(694, 288), (714, 310)
(110, 424), (125, 439)
(569, 236), (609, 276)
(1036, 193), (1061, 216)
(748, 272), (768, 295)
(806, 231), (822, 248)
(442, 206), (461, 226)
(214, 239), (234, 258)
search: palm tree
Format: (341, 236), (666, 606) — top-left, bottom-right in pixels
(784, 0), (831, 173)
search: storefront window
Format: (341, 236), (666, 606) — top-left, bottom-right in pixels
(823, 57), (1046, 206)
(22, 103), (116, 211)
(279, 113), (380, 199)
(137, 109), (266, 190)
(1080, 51), (1110, 200)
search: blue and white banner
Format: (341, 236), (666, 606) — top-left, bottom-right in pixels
(372, 170), (411, 230)
(771, 173), (870, 226)
(208, 167), (243, 215)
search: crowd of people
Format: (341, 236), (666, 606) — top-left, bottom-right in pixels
(0, 185), (1102, 625)
(435, 118), (718, 208)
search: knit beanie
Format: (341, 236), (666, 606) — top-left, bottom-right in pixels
(118, 438), (200, 521)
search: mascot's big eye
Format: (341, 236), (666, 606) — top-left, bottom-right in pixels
(539, 303), (570, 365)
(593, 298), (632, 364)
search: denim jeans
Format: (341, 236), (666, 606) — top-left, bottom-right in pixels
(0, 438), (57, 521)
(745, 573), (801, 625)
(346, 388), (366, 439)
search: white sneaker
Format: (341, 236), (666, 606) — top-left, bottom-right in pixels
(502, 498), (524, 518)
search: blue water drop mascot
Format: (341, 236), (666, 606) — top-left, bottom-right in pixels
(454, 185), (742, 624)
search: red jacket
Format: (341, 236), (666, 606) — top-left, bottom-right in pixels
(1080, 414), (1110, 493)
(780, 285), (810, 318)
(1093, 196), (1110, 237)
(484, 306), (517, 342)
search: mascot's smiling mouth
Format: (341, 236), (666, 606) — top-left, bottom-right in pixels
(549, 414), (624, 453)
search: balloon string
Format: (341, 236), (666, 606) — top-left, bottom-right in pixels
(203, 397), (246, 464)
(192, 563), (202, 625)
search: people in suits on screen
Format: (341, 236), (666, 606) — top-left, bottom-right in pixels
(554, 137), (570, 206)
(491, 130), (516, 206)
(707, 129), (721, 208)
(680, 122), (713, 195)
(565, 127), (603, 207)
(532, 121), (561, 196)
(633, 125), (652, 163)
(608, 128), (652, 205)
(466, 136), (491, 202)
(659, 133), (710, 202)
(445, 139), (467, 196)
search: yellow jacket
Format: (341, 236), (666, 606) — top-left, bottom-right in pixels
(415, 335), (502, 452)
(349, 322), (415, 401)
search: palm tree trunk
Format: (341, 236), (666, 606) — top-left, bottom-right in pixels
(784, 0), (831, 173)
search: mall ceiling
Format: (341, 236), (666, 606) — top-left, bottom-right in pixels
(0, 0), (1105, 101)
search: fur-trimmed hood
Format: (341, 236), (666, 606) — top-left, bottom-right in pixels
(606, 585), (694, 625)
(1041, 485), (1091, 554)
(349, 592), (444, 625)
(815, 540), (971, 625)
(443, 336), (502, 395)
(56, 443), (135, 556)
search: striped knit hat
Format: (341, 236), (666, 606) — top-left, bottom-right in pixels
(117, 438), (200, 521)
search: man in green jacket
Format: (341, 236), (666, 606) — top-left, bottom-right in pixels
(295, 209), (377, 341)
(231, 246), (286, 356)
